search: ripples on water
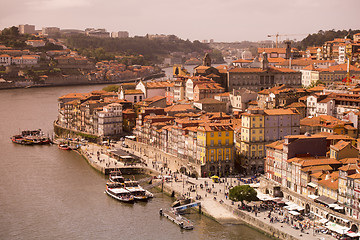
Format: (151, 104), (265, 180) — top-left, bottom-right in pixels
(0, 85), (270, 240)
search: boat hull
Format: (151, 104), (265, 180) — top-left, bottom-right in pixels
(105, 189), (135, 203)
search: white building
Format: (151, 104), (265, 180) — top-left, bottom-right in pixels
(18, 24), (36, 34)
(111, 31), (129, 38)
(316, 98), (335, 117)
(136, 80), (172, 99)
(25, 40), (46, 47)
(0, 54), (12, 66)
(42, 27), (60, 36)
(338, 44), (346, 64)
(12, 55), (39, 65)
(118, 88), (144, 103)
(230, 88), (257, 112)
(300, 65), (319, 87)
(306, 95), (319, 117)
(97, 103), (123, 136)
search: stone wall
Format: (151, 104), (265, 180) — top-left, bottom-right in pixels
(222, 203), (299, 240)
(125, 139), (201, 176)
(53, 121), (99, 143)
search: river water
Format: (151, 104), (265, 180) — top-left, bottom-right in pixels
(0, 85), (270, 240)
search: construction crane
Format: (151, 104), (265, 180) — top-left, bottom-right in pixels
(267, 33), (307, 48)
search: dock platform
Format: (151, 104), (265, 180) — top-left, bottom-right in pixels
(160, 209), (193, 230)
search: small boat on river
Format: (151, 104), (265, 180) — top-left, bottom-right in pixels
(58, 144), (71, 150)
(105, 181), (134, 203)
(11, 129), (51, 145)
(109, 171), (125, 183)
(124, 180), (153, 200)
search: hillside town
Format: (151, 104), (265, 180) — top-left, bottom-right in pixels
(0, 25), (162, 89)
(52, 31), (360, 238)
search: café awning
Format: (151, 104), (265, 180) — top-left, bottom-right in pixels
(325, 222), (349, 234)
(308, 194), (319, 200)
(319, 218), (328, 224)
(315, 195), (336, 206)
(289, 210), (300, 216)
(307, 182), (318, 188)
(347, 232), (360, 237)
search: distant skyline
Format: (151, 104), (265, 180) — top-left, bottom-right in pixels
(1, 0), (359, 42)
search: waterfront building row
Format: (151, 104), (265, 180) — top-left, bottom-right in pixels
(264, 133), (360, 221)
(57, 91), (133, 138)
(134, 109), (235, 177)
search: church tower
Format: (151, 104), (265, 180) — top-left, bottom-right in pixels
(203, 53), (211, 66)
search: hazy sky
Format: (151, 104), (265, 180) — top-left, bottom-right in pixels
(1, 0), (359, 42)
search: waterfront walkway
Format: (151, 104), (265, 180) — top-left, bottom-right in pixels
(79, 142), (336, 240)
(162, 176), (335, 240)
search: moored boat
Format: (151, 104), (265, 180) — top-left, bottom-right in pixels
(109, 170), (125, 183)
(58, 144), (71, 150)
(11, 129), (51, 145)
(105, 184), (134, 203)
(11, 135), (33, 145)
(124, 180), (153, 201)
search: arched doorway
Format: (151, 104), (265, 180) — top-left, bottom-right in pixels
(209, 165), (215, 176)
(350, 224), (358, 233)
(305, 203), (310, 214)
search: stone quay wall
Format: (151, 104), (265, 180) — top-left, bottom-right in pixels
(125, 139), (201, 176)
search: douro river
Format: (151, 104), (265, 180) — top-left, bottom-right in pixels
(0, 85), (270, 240)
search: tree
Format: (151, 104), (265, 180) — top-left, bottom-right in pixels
(229, 185), (257, 203)
(102, 85), (120, 92)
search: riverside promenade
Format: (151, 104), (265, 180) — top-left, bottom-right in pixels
(78, 142), (335, 240)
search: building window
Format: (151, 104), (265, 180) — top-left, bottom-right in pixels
(218, 132), (222, 137)
(218, 140), (221, 146)
(211, 132), (214, 137)
(211, 140), (214, 146)
(226, 139), (229, 145)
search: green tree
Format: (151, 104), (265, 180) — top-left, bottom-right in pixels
(102, 85), (120, 92)
(229, 185), (257, 203)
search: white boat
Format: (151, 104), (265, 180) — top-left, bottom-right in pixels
(109, 171), (124, 183)
(109, 175), (125, 183)
(105, 186), (134, 203)
(124, 180), (153, 201)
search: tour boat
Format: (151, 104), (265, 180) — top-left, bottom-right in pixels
(105, 184), (134, 203)
(58, 144), (71, 150)
(10, 135), (33, 145)
(124, 180), (153, 201)
(11, 129), (51, 145)
(109, 171), (125, 183)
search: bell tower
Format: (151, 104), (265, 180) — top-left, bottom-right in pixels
(203, 53), (211, 66)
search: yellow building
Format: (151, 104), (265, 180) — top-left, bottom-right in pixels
(197, 122), (234, 177)
(329, 140), (358, 160)
(240, 109), (265, 173)
(173, 64), (190, 77)
(318, 177), (339, 202)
